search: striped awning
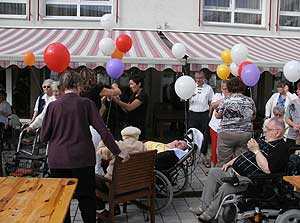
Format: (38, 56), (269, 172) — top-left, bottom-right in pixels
(163, 31), (300, 73)
(0, 28), (184, 71)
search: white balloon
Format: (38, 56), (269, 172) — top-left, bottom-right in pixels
(283, 60), (300, 82)
(230, 63), (238, 76)
(175, 76), (196, 100)
(99, 38), (115, 56)
(101, 14), (115, 31)
(172, 43), (186, 59)
(231, 43), (248, 64)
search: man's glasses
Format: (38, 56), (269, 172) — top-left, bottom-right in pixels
(263, 125), (281, 132)
(43, 86), (51, 89)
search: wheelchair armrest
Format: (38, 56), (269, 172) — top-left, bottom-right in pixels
(248, 172), (285, 181)
(221, 175), (240, 187)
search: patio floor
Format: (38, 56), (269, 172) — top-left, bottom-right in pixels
(70, 157), (210, 223)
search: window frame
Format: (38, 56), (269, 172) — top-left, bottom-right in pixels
(279, 4), (300, 30)
(202, 0), (266, 28)
(43, 0), (114, 21)
(0, 0), (28, 19)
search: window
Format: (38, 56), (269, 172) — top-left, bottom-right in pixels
(203, 0), (264, 26)
(45, 0), (113, 19)
(0, 0), (27, 18)
(280, 0), (300, 27)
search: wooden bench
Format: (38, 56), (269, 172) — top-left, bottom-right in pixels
(96, 150), (157, 223)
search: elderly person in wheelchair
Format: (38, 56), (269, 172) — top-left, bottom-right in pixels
(190, 118), (290, 222)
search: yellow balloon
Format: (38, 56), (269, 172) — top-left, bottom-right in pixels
(217, 64), (230, 80)
(221, 49), (232, 63)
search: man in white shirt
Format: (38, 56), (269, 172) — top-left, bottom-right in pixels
(189, 69), (214, 167)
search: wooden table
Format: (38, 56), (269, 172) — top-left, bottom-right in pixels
(283, 176), (300, 191)
(0, 177), (78, 223)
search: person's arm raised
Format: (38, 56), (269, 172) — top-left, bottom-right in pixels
(113, 97), (142, 112)
(247, 138), (270, 173)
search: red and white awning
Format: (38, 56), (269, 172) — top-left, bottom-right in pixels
(0, 28), (183, 71)
(163, 31), (300, 73)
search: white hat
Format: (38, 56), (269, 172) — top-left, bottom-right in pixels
(121, 126), (141, 140)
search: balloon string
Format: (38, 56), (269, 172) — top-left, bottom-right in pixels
(249, 87), (255, 138)
(105, 80), (116, 127)
(293, 82), (295, 93)
(184, 99), (188, 133)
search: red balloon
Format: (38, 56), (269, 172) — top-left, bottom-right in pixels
(238, 61), (252, 76)
(44, 43), (70, 72)
(116, 34), (132, 53)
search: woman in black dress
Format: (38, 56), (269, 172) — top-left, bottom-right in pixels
(112, 74), (148, 140)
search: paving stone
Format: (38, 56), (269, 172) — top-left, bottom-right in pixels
(70, 154), (210, 223)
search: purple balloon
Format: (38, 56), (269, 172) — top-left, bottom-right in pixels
(241, 64), (260, 87)
(105, 58), (125, 79)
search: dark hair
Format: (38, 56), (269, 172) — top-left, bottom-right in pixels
(129, 74), (144, 88)
(199, 68), (210, 76)
(276, 81), (287, 88)
(59, 70), (82, 90)
(227, 77), (246, 93)
(79, 67), (97, 93)
(297, 82), (300, 90)
(0, 90), (7, 98)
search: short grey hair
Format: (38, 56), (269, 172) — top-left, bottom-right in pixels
(51, 81), (59, 91)
(59, 70), (82, 90)
(269, 117), (285, 134)
(273, 106), (285, 116)
(43, 79), (53, 86)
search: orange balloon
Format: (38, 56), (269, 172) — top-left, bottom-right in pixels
(23, 52), (35, 66)
(111, 48), (124, 59)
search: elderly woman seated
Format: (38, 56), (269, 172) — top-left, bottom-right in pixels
(96, 126), (146, 219)
(145, 140), (188, 171)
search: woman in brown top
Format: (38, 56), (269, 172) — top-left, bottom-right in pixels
(40, 70), (129, 223)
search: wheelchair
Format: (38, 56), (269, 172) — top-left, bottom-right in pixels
(212, 172), (300, 223)
(153, 129), (201, 213)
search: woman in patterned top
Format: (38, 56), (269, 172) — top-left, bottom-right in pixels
(285, 82), (300, 148)
(215, 77), (256, 167)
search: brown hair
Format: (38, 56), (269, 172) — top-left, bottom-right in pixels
(59, 69), (82, 90)
(196, 68), (211, 80)
(227, 77), (246, 93)
(276, 81), (287, 88)
(79, 67), (97, 94)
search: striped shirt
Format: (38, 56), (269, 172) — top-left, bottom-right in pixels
(231, 139), (288, 177)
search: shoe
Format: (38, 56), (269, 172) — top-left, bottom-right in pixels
(202, 156), (211, 168)
(198, 211), (212, 222)
(96, 206), (121, 220)
(189, 206), (204, 215)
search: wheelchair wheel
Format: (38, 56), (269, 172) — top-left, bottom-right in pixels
(275, 209), (300, 223)
(169, 165), (188, 196)
(155, 170), (173, 213)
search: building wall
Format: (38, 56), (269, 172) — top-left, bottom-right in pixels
(1, 0), (300, 123)
(0, 0), (299, 38)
